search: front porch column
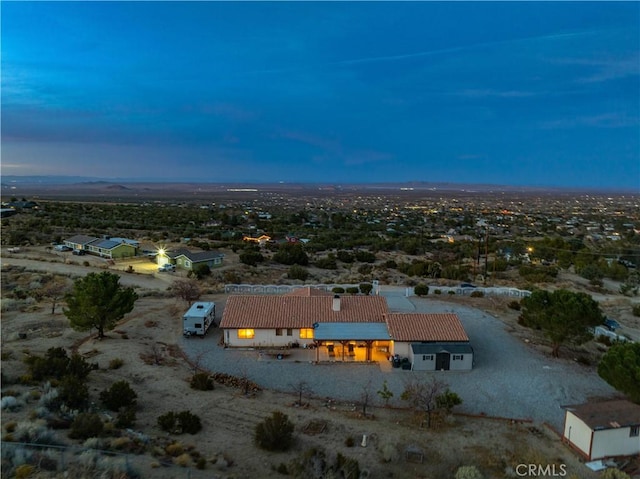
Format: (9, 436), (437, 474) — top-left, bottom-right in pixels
(365, 340), (373, 361)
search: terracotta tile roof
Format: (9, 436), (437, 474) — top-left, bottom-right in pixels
(564, 400), (640, 430)
(220, 295), (388, 329)
(385, 313), (469, 342)
(285, 287), (333, 297)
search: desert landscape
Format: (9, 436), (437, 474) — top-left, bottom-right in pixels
(2, 246), (639, 478)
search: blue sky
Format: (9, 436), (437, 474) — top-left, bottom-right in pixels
(2, 2), (639, 190)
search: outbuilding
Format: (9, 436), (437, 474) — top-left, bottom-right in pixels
(562, 400), (640, 460)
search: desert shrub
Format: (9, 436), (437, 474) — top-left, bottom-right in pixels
(108, 358), (124, 370)
(115, 406), (136, 429)
(190, 372), (214, 391)
(448, 290), (455, 295)
(344, 436), (355, 447)
(332, 287), (345, 294)
(357, 264), (373, 275)
(436, 390), (463, 413)
(455, 465), (484, 479)
(165, 442), (184, 456)
(158, 412), (177, 433)
(345, 287), (359, 295)
(288, 265), (309, 281)
(59, 375), (89, 410)
(355, 250), (376, 263)
(177, 411), (202, 434)
(315, 257), (337, 270)
(255, 411), (294, 451)
(359, 283), (373, 295)
(174, 453), (191, 467)
(379, 442), (399, 463)
(470, 290), (484, 298)
(414, 284), (429, 296)
(601, 469), (631, 479)
(196, 457), (207, 470)
(69, 413), (104, 440)
(158, 411), (202, 434)
(100, 380), (137, 411)
(276, 462), (289, 474)
(5, 421), (17, 433)
(14, 421), (58, 445)
(193, 264), (211, 280)
(633, 304), (640, 317)
(507, 300), (521, 311)
(14, 464), (35, 479)
(434, 289), (442, 294)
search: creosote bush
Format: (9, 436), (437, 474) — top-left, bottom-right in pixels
(255, 411), (294, 452)
(455, 465), (484, 479)
(190, 372), (214, 391)
(157, 411), (202, 435)
(69, 413), (104, 440)
(100, 380), (137, 411)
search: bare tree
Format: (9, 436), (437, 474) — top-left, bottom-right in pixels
(37, 277), (71, 314)
(400, 376), (447, 428)
(360, 380), (374, 417)
(290, 380), (313, 406)
(172, 278), (201, 306)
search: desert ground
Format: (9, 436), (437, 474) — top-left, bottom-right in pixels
(2, 247), (639, 478)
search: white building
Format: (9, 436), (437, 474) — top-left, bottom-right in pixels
(562, 400), (640, 460)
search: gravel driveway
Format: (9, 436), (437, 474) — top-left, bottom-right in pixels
(182, 291), (617, 430)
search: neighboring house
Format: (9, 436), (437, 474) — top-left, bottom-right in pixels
(386, 313), (473, 371)
(562, 400), (640, 460)
(64, 235), (138, 259)
(243, 234), (271, 246)
(220, 287), (473, 368)
(165, 248), (224, 271)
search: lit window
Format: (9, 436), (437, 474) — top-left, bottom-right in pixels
(275, 328), (283, 336)
(237, 329), (255, 339)
(300, 328), (314, 339)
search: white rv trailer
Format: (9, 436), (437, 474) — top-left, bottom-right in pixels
(183, 302), (216, 337)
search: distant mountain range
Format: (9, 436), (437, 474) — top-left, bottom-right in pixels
(0, 175), (635, 195)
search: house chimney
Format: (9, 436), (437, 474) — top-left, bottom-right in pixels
(332, 295), (341, 312)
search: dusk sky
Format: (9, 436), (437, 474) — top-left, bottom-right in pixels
(2, 2), (639, 190)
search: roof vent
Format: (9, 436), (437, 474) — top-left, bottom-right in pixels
(332, 295), (341, 312)
(197, 304), (203, 309)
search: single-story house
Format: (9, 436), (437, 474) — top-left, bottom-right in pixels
(562, 400), (640, 460)
(163, 248), (224, 271)
(220, 287), (473, 367)
(64, 235), (138, 259)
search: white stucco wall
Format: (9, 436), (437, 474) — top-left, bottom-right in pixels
(392, 342), (411, 358)
(563, 413), (593, 458)
(224, 328), (314, 348)
(591, 427), (640, 459)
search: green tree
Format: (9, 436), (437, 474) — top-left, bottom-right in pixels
(520, 289), (604, 357)
(192, 264), (211, 280)
(377, 380), (393, 406)
(598, 342), (640, 403)
(359, 283), (373, 295)
(64, 272), (138, 338)
(239, 250), (265, 267)
(273, 244), (308, 266)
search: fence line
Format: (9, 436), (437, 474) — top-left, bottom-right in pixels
(224, 283), (531, 298)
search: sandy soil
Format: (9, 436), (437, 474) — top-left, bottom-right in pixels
(2, 249), (639, 478)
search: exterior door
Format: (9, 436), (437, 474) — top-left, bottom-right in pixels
(435, 352), (450, 370)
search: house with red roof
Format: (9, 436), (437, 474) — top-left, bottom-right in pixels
(220, 287), (473, 369)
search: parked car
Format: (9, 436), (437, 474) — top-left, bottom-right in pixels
(72, 249), (86, 256)
(54, 245), (71, 252)
(158, 264), (176, 272)
(604, 318), (621, 331)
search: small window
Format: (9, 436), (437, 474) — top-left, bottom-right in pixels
(195, 323), (202, 329)
(275, 328), (283, 336)
(286, 328), (293, 336)
(631, 426), (639, 437)
(185, 260), (191, 268)
(422, 355), (433, 361)
(237, 329), (255, 339)
(452, 355), (464, 361)
(300, 328), (314, 339)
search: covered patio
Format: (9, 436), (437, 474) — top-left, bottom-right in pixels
(313, 322), (391, 362)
